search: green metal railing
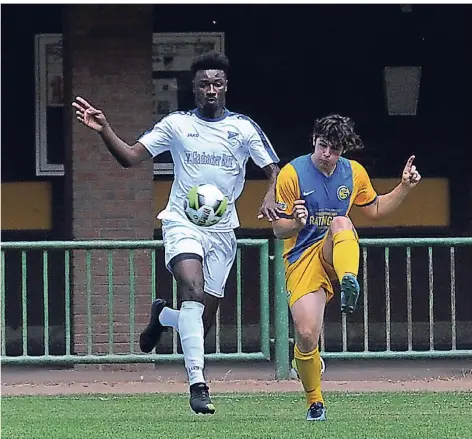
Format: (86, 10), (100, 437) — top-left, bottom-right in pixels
(0, 239), (270, 365)
(276, 237), (472, 379)
(1, 237), (472, 379)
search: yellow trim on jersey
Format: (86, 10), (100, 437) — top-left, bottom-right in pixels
(350, 160), (378, 208)
(275, 163), (300, 217)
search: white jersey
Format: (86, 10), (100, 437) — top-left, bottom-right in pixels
(138, 108), (279, 231)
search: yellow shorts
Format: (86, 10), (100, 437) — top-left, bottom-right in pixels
(285, 236), (340, 308)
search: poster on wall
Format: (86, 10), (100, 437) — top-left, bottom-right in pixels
(151, 77), (180, 174)
(35, 32), (225, 176)
(153, 78), (179, 120)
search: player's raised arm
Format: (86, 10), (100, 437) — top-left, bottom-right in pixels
(357, 155), (421, 220)
(72, 96), (152, 168)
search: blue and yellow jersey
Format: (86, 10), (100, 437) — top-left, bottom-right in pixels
(275, 154), (378, 265)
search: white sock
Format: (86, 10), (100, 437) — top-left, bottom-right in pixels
(158, 307), (180, 331)
(178, 301), (205, 386)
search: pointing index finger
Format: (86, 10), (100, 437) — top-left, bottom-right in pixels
(405, 155), (415, 170)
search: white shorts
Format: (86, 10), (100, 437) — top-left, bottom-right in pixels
(162, 220), (237, 298)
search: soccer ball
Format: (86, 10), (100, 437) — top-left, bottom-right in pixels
(184, 184), (229, 227)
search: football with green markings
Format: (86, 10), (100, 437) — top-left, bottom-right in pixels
(184, 184), (228, 227)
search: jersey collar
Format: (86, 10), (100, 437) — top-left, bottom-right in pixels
(193, 107), (229, 122)
(309, 154), (338, 178)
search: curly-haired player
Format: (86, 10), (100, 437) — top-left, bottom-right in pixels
(272, 114), (421, 421)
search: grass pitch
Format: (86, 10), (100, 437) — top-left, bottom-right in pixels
(2, 392), (471, 439)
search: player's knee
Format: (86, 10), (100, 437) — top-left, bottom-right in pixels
(179, 277), (205, 303)
(295, 324), (321, 352)
(330, 216), (353, 234)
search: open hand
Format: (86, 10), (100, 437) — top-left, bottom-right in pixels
(257, 197), (282, 222)
(72, 97), (108, 132)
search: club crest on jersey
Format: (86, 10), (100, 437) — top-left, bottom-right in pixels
(337, 185), (350, 201)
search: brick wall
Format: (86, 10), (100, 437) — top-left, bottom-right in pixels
(63, 5), (155, 355)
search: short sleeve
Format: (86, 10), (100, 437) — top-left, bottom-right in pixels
(137, 116), (174, 158)
(351, 160), (378, 207)
(275, 164), (300, 218)
(243, 118), (279, 168)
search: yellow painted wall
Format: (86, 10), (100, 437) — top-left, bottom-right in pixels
(1, 182), (53, 230)
(153, 178), (450, 229)
(1, 179), (449, 231)
(350, 178), (450, 228)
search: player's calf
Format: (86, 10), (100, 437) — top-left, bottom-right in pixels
(324, 218), (360, 296)
(290, 356), (325, 379)
(324, 217), (361, 314)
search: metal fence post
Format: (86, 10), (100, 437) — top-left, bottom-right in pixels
(259, 241), (270, 360)
(274, 239), (289, 380)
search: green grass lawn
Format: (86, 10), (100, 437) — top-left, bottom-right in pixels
(2, 392), (471, 439)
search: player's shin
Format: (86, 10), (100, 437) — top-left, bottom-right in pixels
(158, 306), (179, 331)
(294, 344), (324, 406)
(332, 229), (359, 281)
(158, 304), (217, 336)
(178, 301), (206, 385)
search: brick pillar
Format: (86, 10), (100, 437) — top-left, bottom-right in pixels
(63, 5), (154, 355)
